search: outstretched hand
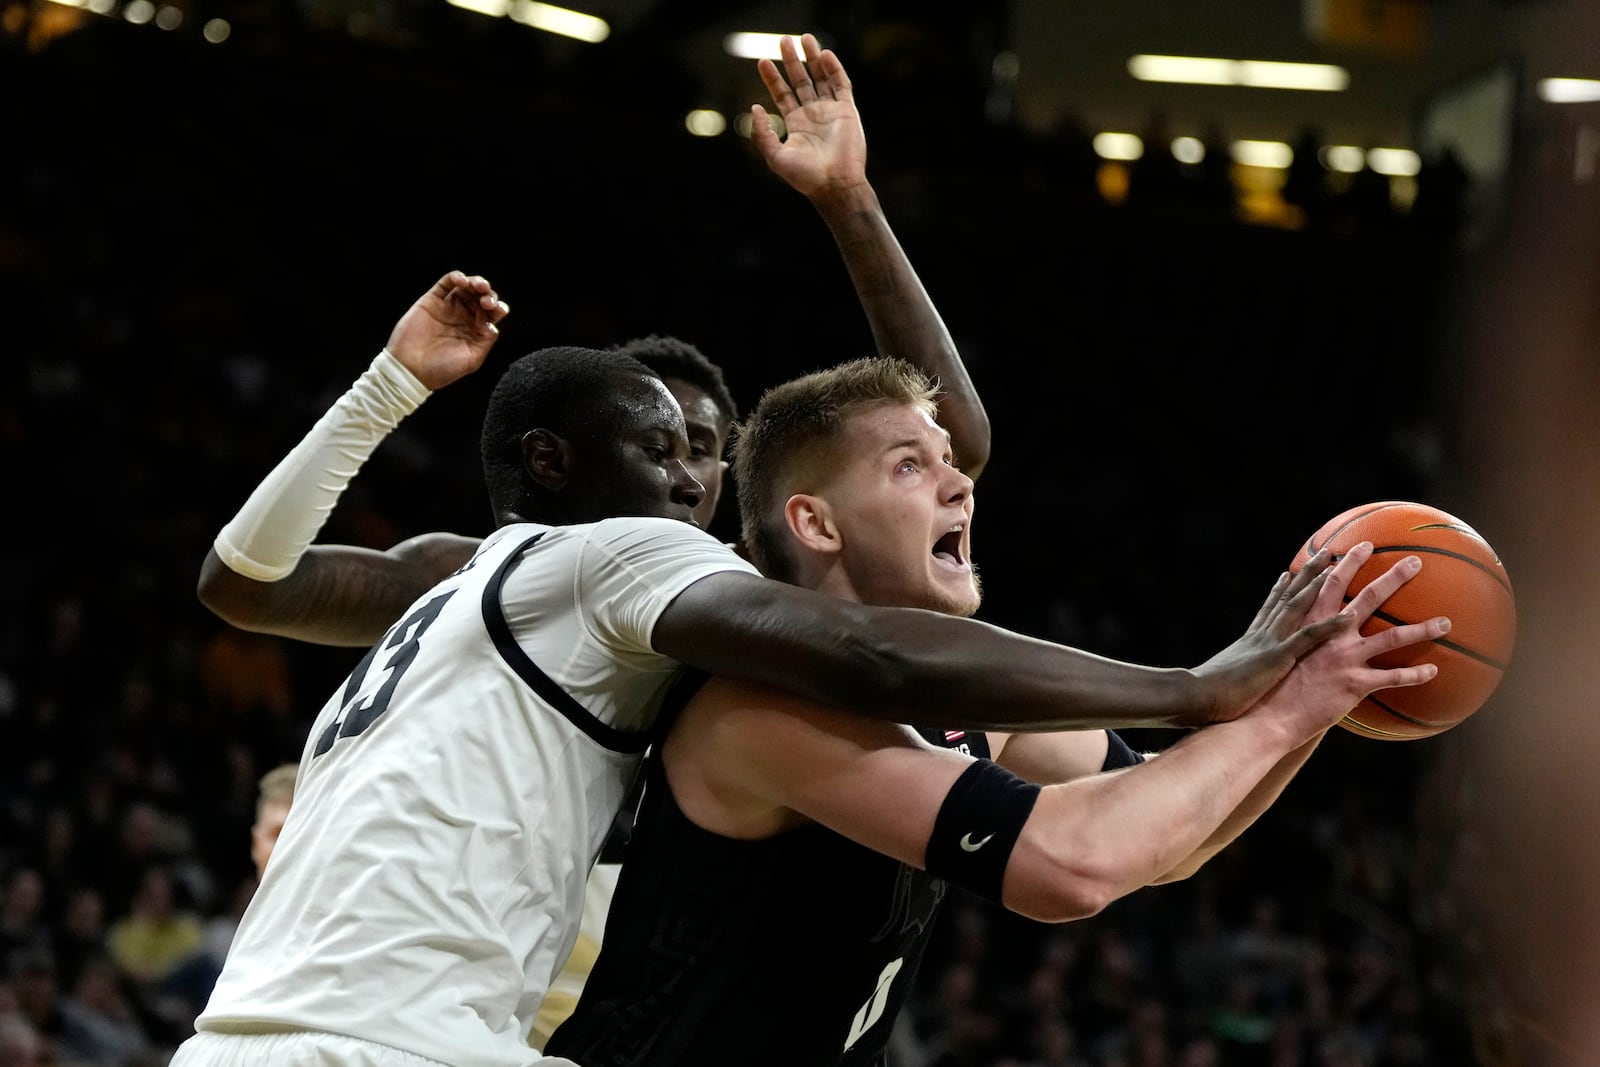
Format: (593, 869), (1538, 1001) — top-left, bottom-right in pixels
(1246, 547), (1448, 743)
(751, 33), (868, 198)
(384, 270), (510, 391)
(1189, 549), (1348, 725)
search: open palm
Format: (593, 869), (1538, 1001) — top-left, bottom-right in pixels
(752, 34), (868, 198)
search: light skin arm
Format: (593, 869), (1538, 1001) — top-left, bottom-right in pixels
(669, 548), (1446, 922)
(751, 35), (990, 481)
(196, 271), (502, 646)
(990, 545), (1426, 880)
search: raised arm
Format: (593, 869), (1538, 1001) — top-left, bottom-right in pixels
(752, 34), (991, 480)
(655, 547), (1350, 732)
(197, 271), (504, 646)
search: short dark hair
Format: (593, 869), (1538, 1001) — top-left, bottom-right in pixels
(611, 335), (738, 428)
(732, 357), (939, 583)
(480, 346), (659, 524)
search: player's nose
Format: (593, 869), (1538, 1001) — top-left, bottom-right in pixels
(672, 461), (705, 511)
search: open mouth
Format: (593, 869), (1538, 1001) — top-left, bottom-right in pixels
(932, 525), (966, 567)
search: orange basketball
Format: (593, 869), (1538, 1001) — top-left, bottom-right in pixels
(1289, 501), (1516, 740)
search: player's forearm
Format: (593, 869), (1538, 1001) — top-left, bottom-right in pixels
(1152, 733), (1325, 884)
(198, 545), (437, 647)
(201, 351), (434, 644)
(809, 181), (991, 479)
(659, 575), (1220, 731)
(1003, 719), (1298, 921)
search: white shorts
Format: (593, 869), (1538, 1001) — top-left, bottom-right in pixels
(170, 1031), (582, 1067)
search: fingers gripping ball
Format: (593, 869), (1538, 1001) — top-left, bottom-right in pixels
(1290, 501), (1517, 740)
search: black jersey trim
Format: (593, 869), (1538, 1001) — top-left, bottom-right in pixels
(481, 531), (653, 755)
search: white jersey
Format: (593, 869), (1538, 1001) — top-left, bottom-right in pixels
(195, 517), (756, 1067)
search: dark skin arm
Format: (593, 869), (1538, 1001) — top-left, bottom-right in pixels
(752, 35), (991, 480)
(196, 271), (499, 645)
(198, 533), (480, 647)
(653, 555), (1342, 731)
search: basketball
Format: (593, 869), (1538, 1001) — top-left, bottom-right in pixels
(1289, 501), (1516, 740)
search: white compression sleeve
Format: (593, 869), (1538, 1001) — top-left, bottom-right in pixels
(213, 350), (431, 581)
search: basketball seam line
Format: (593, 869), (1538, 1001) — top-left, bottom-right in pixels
(1361, 604), (1510, 671)
(1363, 690), (1447, 729)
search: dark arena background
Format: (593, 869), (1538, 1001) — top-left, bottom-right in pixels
(4, 1), (1599, 1064)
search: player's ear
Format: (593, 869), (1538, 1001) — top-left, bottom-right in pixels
(521, 429), (571, 491)
(785, 493), (841, 556)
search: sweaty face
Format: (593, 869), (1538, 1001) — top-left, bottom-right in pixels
(811, 402), (980, 617)
(567, 375), (706, 526)
(664, 379), (731, 531)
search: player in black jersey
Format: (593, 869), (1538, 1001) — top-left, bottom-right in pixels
(543, 353), (1444, 1066)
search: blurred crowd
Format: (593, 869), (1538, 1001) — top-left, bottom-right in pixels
(1, 19), (1505, 1067)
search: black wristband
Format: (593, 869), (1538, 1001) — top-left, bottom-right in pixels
(924, 759), (1041, 903)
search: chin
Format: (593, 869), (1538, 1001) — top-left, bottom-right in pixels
(930, 579), (982, 619)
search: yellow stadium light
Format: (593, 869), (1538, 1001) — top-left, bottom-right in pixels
(1129, 54), (1348, 92)
(685, 110), (727, 138)
(509, 0), (608, 41)
(1093, 132), (1144, 161)
(1231, 140), (1294, 168)
(1235, 60), (1348, 91)
(1319, 145), (1365, 173)
(1538, 78), (1600, 103)
(1171, 136), (1205, 164)
(1367, 147), (1421, 176)
(724, 32), (810, 61)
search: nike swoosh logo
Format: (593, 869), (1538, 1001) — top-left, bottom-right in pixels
(959, 832), (995, 852)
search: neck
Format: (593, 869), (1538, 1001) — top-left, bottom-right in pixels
(798, 557), (865, 605)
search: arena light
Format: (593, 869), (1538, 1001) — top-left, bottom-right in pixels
(1367, 147), (1422, 176)
(447, 0), (509, 17)
(202, 16), (230, 40)
(1128, 55), (1235, 85)
(1319, 145), (1365, 173)
(1092, 132), (1144, 161)
(684, 110), (727, 138)
(1537, 78), (1600, 103)
(509, 1), (608, 41)
(1129, 55), (1348, 91)
(1171, 136), (1205, 164)
(724, 32), (809, 60)
(1236, 60), (1348, 91)
(1231, 140), (1294, 168)
(123, 0), (154, 23)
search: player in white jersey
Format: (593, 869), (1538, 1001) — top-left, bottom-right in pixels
(194, 514), (752, 1067)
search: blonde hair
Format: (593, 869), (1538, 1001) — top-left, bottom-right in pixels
(256, 763), (298, 817)
(732, 357), (939, 583)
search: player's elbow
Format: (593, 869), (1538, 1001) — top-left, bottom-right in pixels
(1006, 861), (1119, 924)
(196, 550), (273, 629)
(1004, 821), (1172, 923)
(1003, 838), (1127, 924)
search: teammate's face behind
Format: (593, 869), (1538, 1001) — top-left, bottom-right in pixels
(664, 378), (731, 530)
(251, 799), (291, 881)
(795, 401), (979, 617)
(532, 373), (706, 527)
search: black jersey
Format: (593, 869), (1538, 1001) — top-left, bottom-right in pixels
(545, 672), (989, 1067)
